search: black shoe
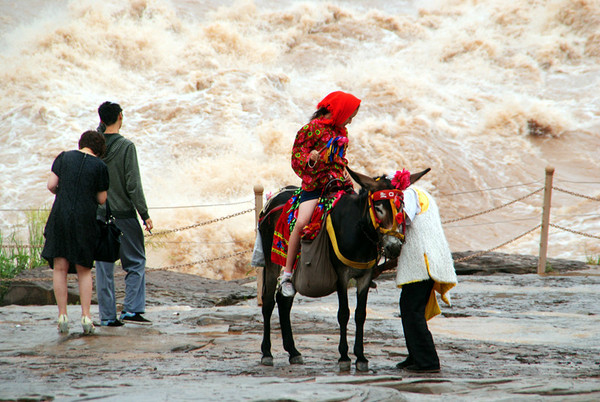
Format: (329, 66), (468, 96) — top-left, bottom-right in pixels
(404, 364), (440, 373)
(101, 319), (124, 327)
(120, 312), (152, 325)
(396, 357), (414, 369)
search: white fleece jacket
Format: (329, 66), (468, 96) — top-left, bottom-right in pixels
(396, 186), (457, 319)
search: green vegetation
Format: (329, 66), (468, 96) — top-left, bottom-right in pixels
(585, 255), (600, 266)
(583, 245), (600, 266)
(0, 208), (48, 280)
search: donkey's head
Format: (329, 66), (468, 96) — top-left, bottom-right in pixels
(347, 166), (430, 259)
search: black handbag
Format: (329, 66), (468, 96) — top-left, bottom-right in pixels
(95, 201), (122, 262)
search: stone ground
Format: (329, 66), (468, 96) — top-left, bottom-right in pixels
(1, 257), (599, 401)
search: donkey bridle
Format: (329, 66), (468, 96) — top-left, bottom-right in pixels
(367, 189), (406, 241)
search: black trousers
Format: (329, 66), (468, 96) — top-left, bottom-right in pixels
(399, 279), (440, 369)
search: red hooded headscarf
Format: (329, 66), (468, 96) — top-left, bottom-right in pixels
(316, 91), (361, 127)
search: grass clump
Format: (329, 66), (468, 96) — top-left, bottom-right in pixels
(583, 245), (600, 266)
(585, 255), (600, 265)
(0, 208), (48, 280)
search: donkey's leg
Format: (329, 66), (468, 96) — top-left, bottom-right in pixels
(336, 283), (351, 371)
(353, 277), (371, 372)
(261, 299), (275, 366)
(276, 291), (303, 364)
(261, 265), (278, 366)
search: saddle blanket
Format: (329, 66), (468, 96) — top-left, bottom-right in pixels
(271, 188), (344, 268)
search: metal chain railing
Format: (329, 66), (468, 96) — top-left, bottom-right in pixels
(1, 244), (42, 249)
(0, 209), (255, 248)
(442, 188), (544, 225)
(0, 250), (253, 283)
(453, 225), (541, 263)
(549, 224), (600, 240)
(2, 175), (598, 284)
(553, 187), (600, 202)
(142, 250), (252, 273)
(0, 206), (256, 283)
(145, 208), (254, 238)
(547, 186), (600, 242)
(0, 199), (254, 213)
(449, 181), (599, 266)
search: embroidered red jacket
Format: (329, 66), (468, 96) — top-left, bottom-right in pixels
(291, 120), (348, 192)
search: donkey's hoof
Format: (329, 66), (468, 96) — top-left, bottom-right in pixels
(289, 355), (304, 365)
(356, 361), (369, 372)
(261, 356), (274, 366)
(339, 360), (351, 372)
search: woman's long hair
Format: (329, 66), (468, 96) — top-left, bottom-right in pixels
(310, 106), (330, 121)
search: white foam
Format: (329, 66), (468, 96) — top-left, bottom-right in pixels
(1, 0), (599, 275)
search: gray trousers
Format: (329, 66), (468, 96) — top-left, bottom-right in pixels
(95, 217), (147, 321)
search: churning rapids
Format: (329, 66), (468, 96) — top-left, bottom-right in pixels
(1, 0), (599, 279)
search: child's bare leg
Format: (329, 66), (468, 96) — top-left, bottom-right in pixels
(283, 198), (319, 275)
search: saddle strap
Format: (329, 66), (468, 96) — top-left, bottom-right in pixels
(326, 215), (377, 270)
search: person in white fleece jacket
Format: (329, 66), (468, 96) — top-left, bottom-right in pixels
(395, 186), (457, 373)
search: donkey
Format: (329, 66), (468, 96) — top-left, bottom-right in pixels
(258, 167), (430, 372)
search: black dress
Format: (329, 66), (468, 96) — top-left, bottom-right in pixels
(42, 150), (109, 272)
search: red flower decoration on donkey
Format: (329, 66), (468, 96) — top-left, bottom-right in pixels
(391, 169), (411, 191)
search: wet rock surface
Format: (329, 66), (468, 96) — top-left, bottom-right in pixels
(452, 251), (588, 275)
(1, 268), (257, 307)
(1, 257), (599, 401)
(2, 252), (588, 306)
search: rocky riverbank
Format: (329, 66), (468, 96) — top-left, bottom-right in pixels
(1, 253), (599, 401)
(1, 251), (589, 307)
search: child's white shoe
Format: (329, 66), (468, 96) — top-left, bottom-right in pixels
(57, 314), (69, 334)
(81, 316), (95, 335)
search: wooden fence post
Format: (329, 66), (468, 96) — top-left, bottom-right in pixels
(254, 184), (264, 305)
(537, 166), (554, 275)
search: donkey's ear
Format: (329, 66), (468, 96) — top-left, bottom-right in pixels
(410, 168), (431, 185)
(346, 166), (379, 191)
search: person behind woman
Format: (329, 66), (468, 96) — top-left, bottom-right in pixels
(279, 91), (361, 297)
(41, 130), (109, 334)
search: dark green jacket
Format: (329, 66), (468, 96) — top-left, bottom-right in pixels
(99, 133), (150, 221)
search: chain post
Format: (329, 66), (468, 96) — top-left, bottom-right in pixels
(538, 166), (554, 275)
(254, 184), (264, 306)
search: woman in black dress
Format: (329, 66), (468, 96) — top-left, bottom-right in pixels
(42, 131), (109, 334)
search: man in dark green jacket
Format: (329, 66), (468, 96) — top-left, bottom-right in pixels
(96, 101), (153, 326)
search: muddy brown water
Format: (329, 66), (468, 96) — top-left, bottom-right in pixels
(1, 267), (599, 401)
